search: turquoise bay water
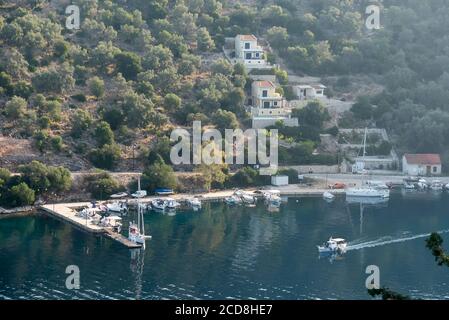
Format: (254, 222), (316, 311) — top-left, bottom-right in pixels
(1, 192), (449, 300)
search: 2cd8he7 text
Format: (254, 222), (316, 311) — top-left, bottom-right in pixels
(219, 304), (272, 315)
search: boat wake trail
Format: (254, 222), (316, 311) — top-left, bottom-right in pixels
(346, 229), (449, 251)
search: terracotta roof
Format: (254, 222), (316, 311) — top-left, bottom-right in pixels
(237, 34), (257, 41)
(404, 154), (441, 165)
(254, 80), (275, 88)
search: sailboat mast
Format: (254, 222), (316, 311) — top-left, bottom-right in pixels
(363, 127), (367, 158)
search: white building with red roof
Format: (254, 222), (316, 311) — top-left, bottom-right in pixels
(402, 154), (442, 176)
(234, 34), (268, 68)
(249, 80), (298, 128)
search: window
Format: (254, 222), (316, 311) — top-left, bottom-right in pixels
(274, 102), (277, 106)
(255, 52), (259, 58)
(262, 90), (268, 97)
(263, 101), (270, 108)
(245, 52), (251, 59)
(433, 166), (438, 173)
(245, 42), (250, 49)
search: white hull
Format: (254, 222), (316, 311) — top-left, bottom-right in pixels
(323, 192), (335, 200)
(346, 188), (389, 198)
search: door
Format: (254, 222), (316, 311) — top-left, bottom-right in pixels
(426, 165), (431, 176)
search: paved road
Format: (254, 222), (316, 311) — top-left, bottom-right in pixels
(305, 173), (449, 186)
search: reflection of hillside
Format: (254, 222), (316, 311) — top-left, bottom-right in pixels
(230, 211), (278, 272)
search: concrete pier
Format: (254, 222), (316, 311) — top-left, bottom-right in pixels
(39, 184), (345, 248)
(40, 203), (142, 248)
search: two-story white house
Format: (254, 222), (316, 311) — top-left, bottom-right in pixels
(293, 84), (327, 100)
(250, 80), (298, 128)
(234, 34), (268, 68)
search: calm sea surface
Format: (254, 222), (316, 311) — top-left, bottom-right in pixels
(1, 192), (449, 300)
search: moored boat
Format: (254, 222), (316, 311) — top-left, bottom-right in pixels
(166, 198), (180, 210)
(430, 180), (444, 191)
(224, 195), (242, 205)
(151, 199), (167, 211)
(187, 197), (202, 209)
(106, 201), (128, 214)
(323, 192), (335, 201)
(346, 187), (389, 198)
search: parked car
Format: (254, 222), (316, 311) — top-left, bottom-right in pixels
(329, 182), (346, 189)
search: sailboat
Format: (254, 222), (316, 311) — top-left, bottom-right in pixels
(128, 181), (151, 248)
(346, 128), (390, 199)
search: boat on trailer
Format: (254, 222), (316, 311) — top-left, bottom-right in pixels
(155, 188), (175, 196)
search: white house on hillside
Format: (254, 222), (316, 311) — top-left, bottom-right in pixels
(293, 84), (327, 100)
(250, 80), (298, 128)
(234, 35), (268, 68)
(402, 154), (442, 176)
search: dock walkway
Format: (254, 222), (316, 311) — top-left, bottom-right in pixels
(40, 203), (142, 248)
(39, 184), (344, 248)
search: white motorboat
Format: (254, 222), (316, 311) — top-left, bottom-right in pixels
(265, 193), (282, 206)
(187, 197), (202, 209)
(151, 199), (167, 211)
(323, 192), (335, 201)
(403, 182), (415, 190)
(166, 198), (180, 210)
(132, 190), (147, 198)
(106, 201), (128, 213)
(99, 216), (122, 233)
(110, 192), (128, 199)
(317, 237), (347, 254)
(346, 187), (389, 198)
(430, 180), (444, 191)
(445, 183), (449, 190)
(234, 190), (256, 204)
(417, 181), (428, 190)
(224, 195), (242, 205)
(262, 189), (281, 199)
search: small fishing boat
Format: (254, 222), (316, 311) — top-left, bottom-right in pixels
(151, 199), (167, 211)
(187, 197), (202, 209)
(234, 190), (256, 204)
(224, 195), (242, 205)
(155, 188), (174, 196)
(131, 190), (147, 198)
(110, 192), (128, 199)
(417, 181), (428, 190)
(323, 192), (335, 201)
(403, 182), (415, 190)
(106, 201), (128, 214)
(430, 180), (444, 191)
(166, 198), (180, 210)
(99, 216), (122, 233)
(265, 193), (282, 206)
(317, 237), (347, 254)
